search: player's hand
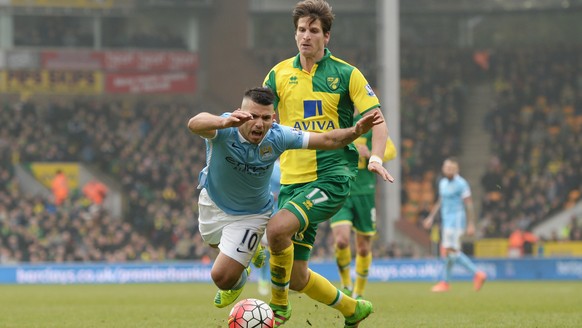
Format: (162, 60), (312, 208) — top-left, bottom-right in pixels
(355, 111), (383, 135)
(423, 216), (433, 230)
(223, 109), (253, 128)
(466, 223), (475, 236)
(368, 162), (394, 182)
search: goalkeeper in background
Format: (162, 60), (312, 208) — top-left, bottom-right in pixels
(330, 118), (397, 300)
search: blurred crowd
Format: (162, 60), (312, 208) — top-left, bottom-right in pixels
(479, 46), (582, 240)
(0, 98), (212, 263)
(397, 48), (471, 227)
(399, 48), (469, 181)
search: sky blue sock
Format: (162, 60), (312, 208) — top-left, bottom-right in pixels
(232, 267), (248, 290)
(455, 252), (478, 274)
(443, 254), (454, 282)
(260, 251), (270, 281)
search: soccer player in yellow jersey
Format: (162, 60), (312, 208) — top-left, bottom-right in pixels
(262, 1), (393, 327)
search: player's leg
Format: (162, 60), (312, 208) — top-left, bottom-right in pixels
(285, 178), (373, 327)
(210, 247), (246, 290)
(213, 217), (269, 308)
(294, 259), (373, 328)
(266, 207), (300, 325)
(331, 204), (354, 296)
(271, 250), (369, 327)
(257, 233), (270, 296)
(353, 234), (372, 300)
(351, 194), (376, 300)
(198, 189), (270, 307)
(431, 229), (457, 292)
(198, 188), (239, 290)
(211, 250), (250, 308)
(451, 235), (487, 291)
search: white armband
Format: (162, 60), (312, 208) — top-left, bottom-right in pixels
(369, 155), (383, 165)
(302, 132), (311, 148)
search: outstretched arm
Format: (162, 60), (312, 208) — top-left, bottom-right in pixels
(307, 111), (383, 150)
(423, 199), (441, 229)
(187, 110), (252, 138)
(365, 109), (394, 182)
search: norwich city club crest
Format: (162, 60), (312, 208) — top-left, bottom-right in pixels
(327, 77), (339, 90)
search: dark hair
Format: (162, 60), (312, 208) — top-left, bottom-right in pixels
(244, 87), (275, 106)
(293, 0), (334, 34)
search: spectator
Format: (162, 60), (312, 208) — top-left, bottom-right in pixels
(51, 169), (69, 206)
(82, 179), (108, 207)
(508, 226), (538, 258)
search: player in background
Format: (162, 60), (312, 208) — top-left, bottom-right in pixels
(423, 158), (487, 292)
(188, 86), (384, 309)
(262, 1), (393, 326)
(257, 159), (280, 296)
(330, 116), (397, 300)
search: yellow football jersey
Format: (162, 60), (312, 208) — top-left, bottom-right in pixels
(264, 49), (381, 184)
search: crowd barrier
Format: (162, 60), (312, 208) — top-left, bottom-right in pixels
(1, 257), (581, 285)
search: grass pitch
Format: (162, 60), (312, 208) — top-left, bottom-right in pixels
(0, 281), (581, 327)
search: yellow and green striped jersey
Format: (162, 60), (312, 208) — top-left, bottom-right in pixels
(263, 49), (381, 184)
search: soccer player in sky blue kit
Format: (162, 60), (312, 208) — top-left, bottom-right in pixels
(423, 158), (487, 292)
(187, 87), (383, 309)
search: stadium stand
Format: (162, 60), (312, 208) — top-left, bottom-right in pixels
(0, 98), (215, 263)
(479, 47), (582, 240)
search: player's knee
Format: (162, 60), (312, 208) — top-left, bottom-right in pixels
(266, 220), (293, 246)
(211, 268), (238, 290)
(335, 238), (350, 249)
(357, 248), (371, 257)
(266, 227), (284, 247)
(356, 239), (372, 255)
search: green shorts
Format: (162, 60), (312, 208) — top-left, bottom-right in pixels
(330, 194), (377, 235)
(279, 175), (353, 261)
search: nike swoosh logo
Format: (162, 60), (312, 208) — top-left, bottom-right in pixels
(236, 247), (250, 254)
(232, 142), (242, 149)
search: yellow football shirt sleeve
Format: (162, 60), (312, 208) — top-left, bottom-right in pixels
(348, 67), (380, 115)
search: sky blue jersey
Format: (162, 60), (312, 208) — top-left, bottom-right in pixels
(438, 174), (471, 229)
(198, 113), (308, 215)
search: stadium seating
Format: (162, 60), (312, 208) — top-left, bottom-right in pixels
(479, 47), (582, 239)
(0, 99), (215, 263)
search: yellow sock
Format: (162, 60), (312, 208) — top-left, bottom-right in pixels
(300, 269), (357, 317)
(335, 246), (352, 290)
(269, 244), (293, 307)
(354, 253), (372, 298)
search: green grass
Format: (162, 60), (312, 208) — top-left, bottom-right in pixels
(0, 281), (581, 327)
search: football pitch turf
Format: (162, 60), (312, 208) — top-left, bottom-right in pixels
(0, 281), (581, 327)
